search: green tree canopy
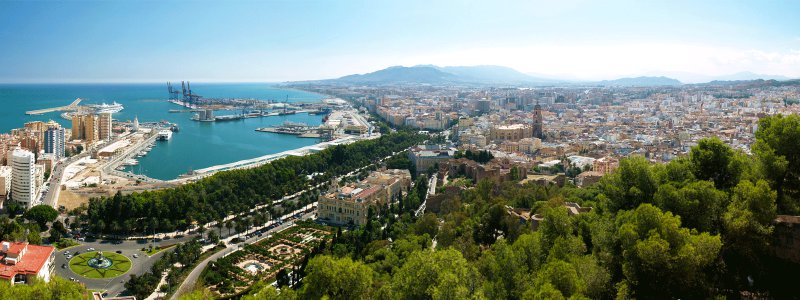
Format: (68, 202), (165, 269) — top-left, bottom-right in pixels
(390, 249), (480, 300)
(23, 205), (59, 229)
(689, 137), (743, 190)
(0, 277), (87, 300)
(599, 156), (658, 212)
(301, 255), (374, 300)
(615, 204), (722, 299)
(753, 114), (800, 213)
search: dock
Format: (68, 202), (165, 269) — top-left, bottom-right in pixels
(255, 121), (321, 137)
(25, 98), (82, 115)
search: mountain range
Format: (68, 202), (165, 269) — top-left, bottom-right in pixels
(301, 65), (793, 87)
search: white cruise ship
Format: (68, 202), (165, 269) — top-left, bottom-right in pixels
(89, 101), (124, 114)
(157, 129), (173, 141)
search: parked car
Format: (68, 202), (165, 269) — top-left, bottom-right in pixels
(87, 247), (95, 251)
(115, 250), (122, 254)
(132, 254), (139, 258)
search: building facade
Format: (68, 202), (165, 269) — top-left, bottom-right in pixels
(533, 101), (543, 139)
(44, 126), (65, 160)
(10, 149), (38, 208)
(98, 112), (113, 141)
(408, 145), (455, 175)
(489, 124), (534, 142)
(318, 169), (411, 226)
(0, 166), (11, 208)
(71, 114), (98, 143)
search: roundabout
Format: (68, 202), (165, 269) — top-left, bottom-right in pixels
(69, 251), (132, 279)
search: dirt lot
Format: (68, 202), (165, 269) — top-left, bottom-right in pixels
(58, 189), (93, 211)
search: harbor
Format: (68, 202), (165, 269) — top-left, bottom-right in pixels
(3, 83), (334, 181)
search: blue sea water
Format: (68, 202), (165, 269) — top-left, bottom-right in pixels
(0, 83), (326, 180)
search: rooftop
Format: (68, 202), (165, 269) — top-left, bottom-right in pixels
(0, 241), (54, 280)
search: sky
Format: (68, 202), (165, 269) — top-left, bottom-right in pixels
(1, 0), (799, 83)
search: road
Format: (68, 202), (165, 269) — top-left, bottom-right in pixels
(43, 151), (91, 208)
(53, 239), (168, 295)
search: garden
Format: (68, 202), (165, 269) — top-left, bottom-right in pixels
(199, 222), (333, 297)
(69, 251), (132, 279)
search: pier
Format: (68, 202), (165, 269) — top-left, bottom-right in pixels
(255, 121), (322, 138)
(25, 98), (82, 115)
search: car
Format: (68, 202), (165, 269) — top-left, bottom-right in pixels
(69, 277), (75, 282)
(61, 264), (66, 269)
(66, 255), (73, 259)
(63, 251), (70, 255)
(87, 247), (95, 251)
(74, 251), (81, 255)
(115, 250), (122, 254)
(132, 254), (139, 258)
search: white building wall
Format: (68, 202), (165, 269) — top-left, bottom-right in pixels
(11, 149), (38, 208)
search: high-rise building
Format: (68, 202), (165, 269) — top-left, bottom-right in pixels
(23, 121), (45, 151)
(98, 112), (112, 141)
(10, 149), (38, 208)
(16, 131), (40, 154)
(43, 126), (65, 160)
(477, 99), (491, 114)
(83, 114), (97, 143)
(0, 166), (11, 208)
(71, 114), (98, 143)
(71, 115), (83, 140)
(132, 116), (139, 132)
(533, 101), (544, 139)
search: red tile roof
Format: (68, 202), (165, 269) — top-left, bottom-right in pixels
(356, 186), (382, 199)
(0, 242), (54, 280)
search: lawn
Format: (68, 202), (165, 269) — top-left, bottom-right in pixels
(146, 245), (174, 256)
(54, 239), (80, 250)
(69, 251), (132, 279)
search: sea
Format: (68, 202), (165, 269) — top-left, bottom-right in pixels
(0, 83), (326, 180)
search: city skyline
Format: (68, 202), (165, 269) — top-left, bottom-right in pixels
(1, 0), (799, 83)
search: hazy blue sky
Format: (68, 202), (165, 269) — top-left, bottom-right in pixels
(1, 0), (798, 83)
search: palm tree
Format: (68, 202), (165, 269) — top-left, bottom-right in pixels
(215, 218), (224, 237)
(197, 224), (206, 240)
(226, 221), (233, 237)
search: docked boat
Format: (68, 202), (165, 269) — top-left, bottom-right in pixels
(88, 101), (124, 114)
(157, 129), (173, 141)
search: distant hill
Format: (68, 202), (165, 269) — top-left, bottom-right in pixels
(315, 65), (560, 86)
(596, 76), (682, 87)
(335, 65), (458, 84)
(436, 65), (557, 84)
(297, 66), (708, 87)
